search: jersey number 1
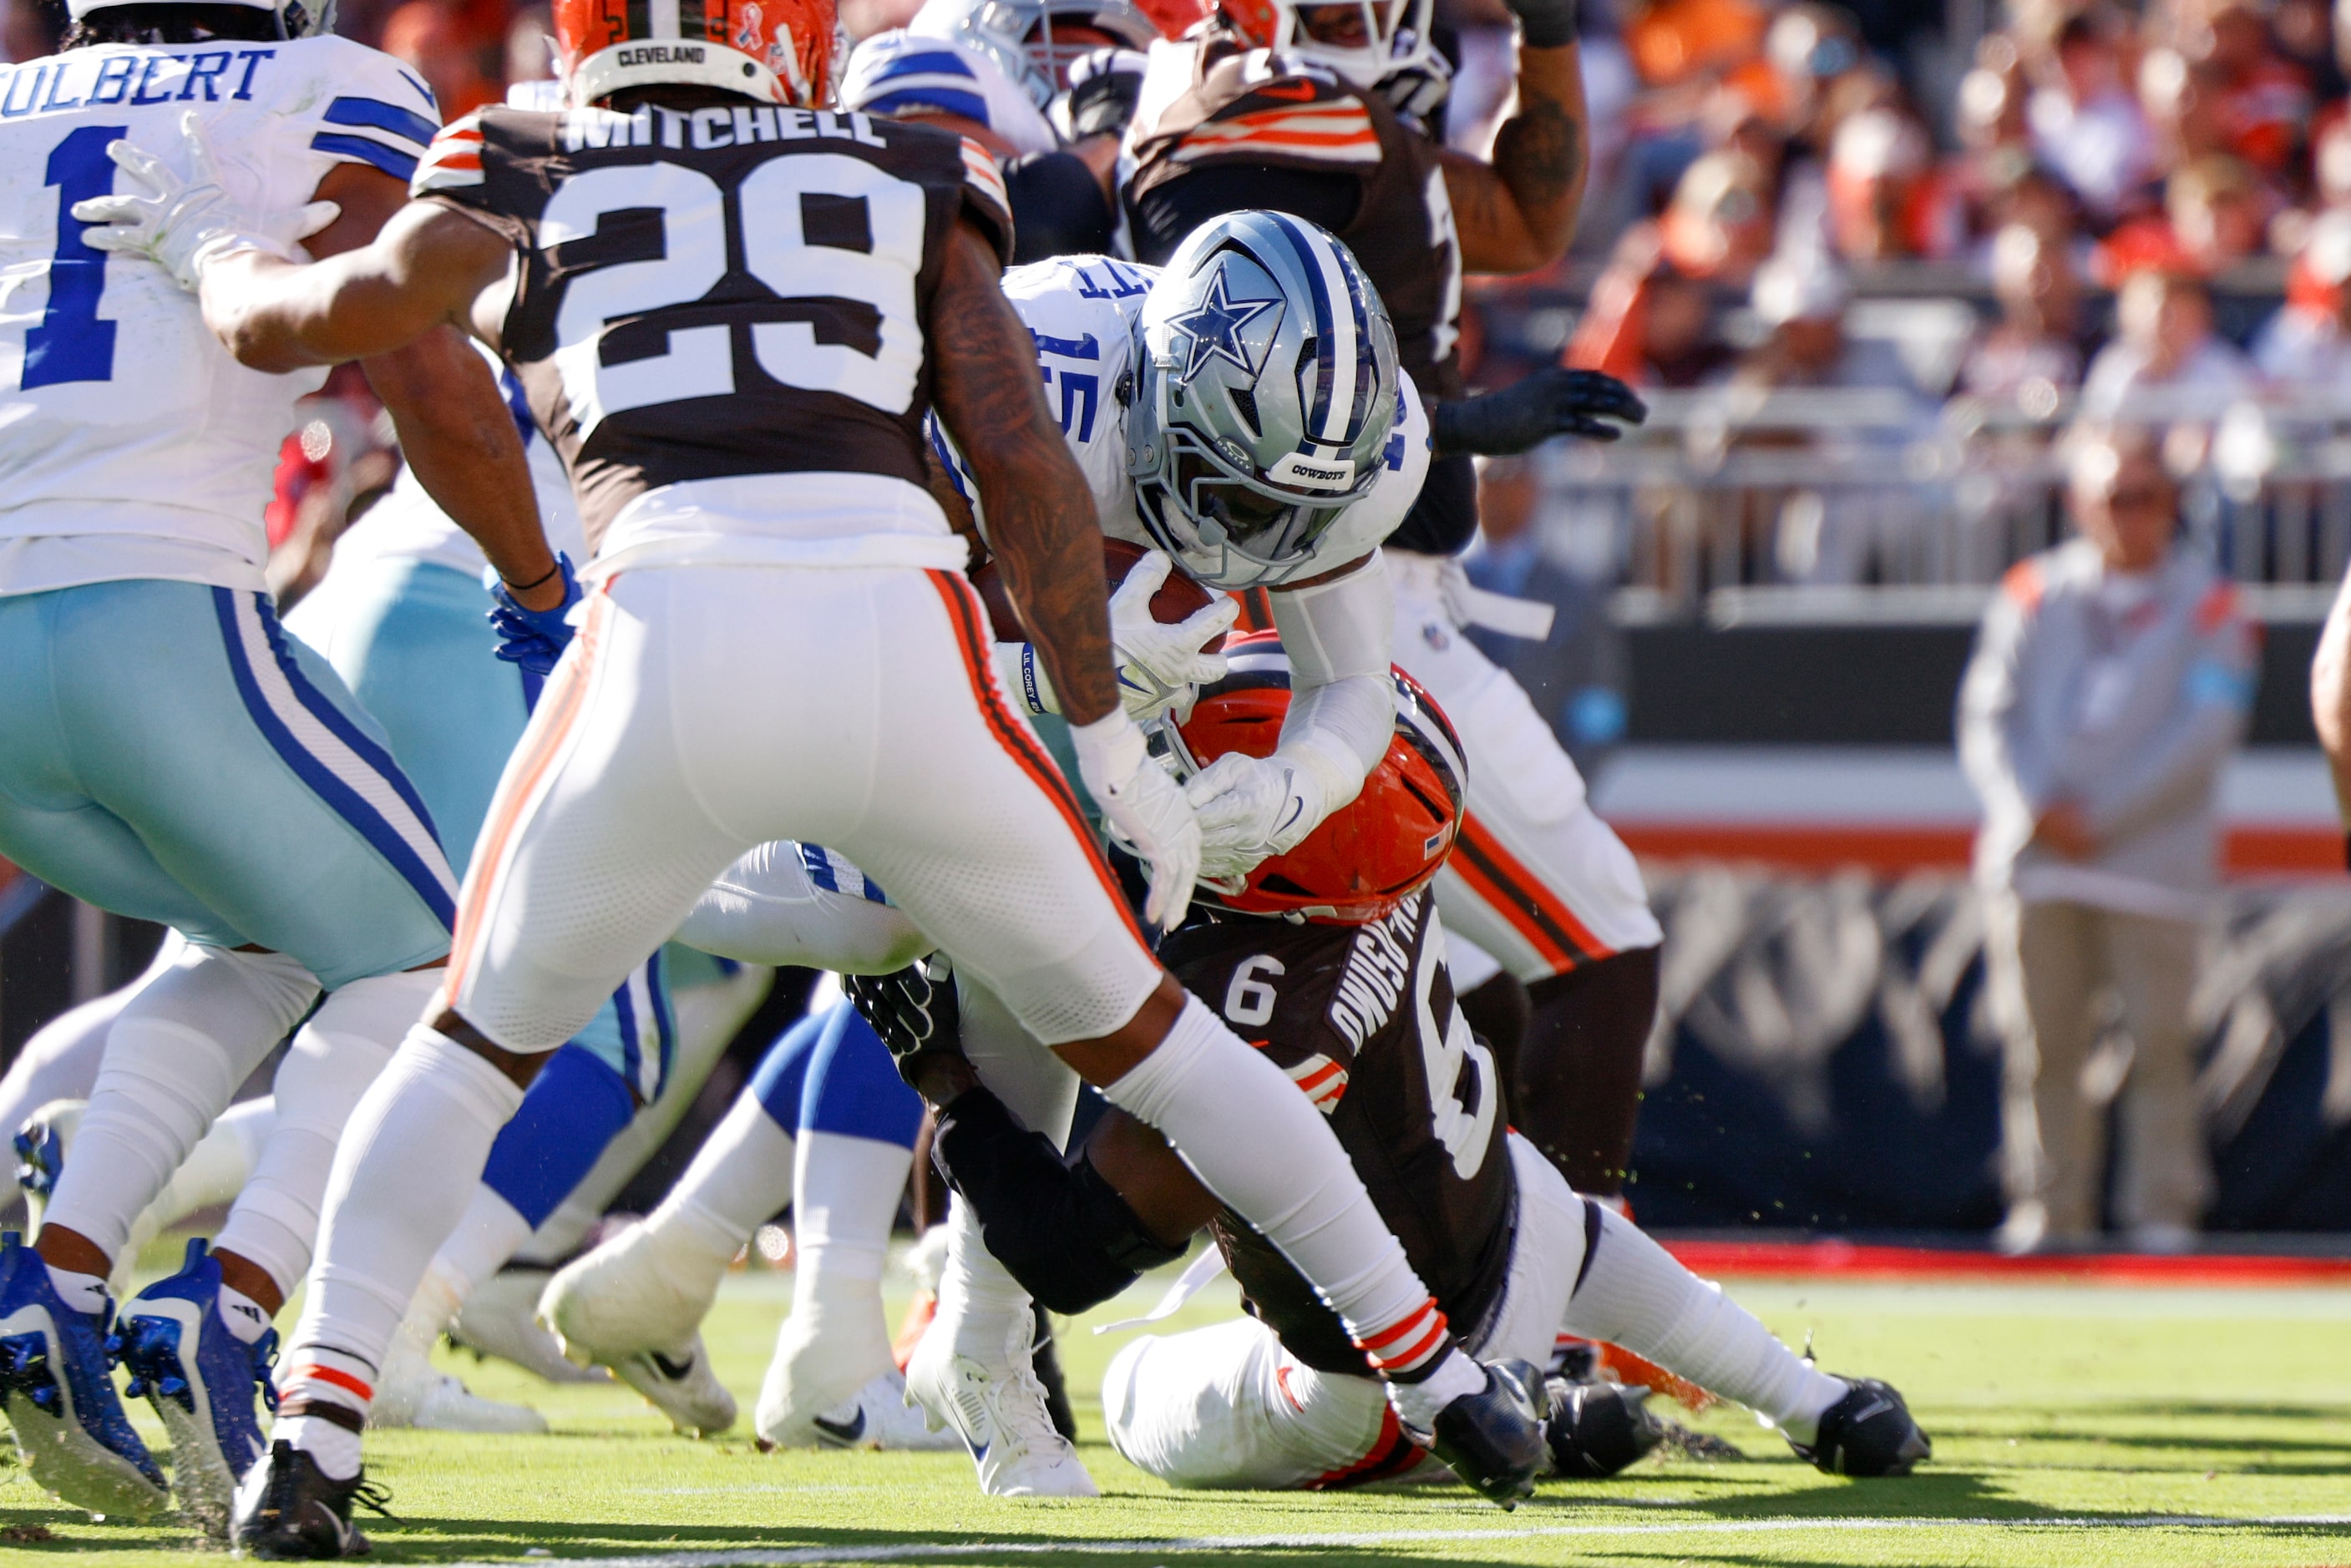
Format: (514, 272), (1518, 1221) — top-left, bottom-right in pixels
(22, 124), (124, 390)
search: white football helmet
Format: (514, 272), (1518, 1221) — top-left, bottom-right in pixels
(909, 0), (1159, 109)
(1223, 0), (1437, 92)
(67, 0), (337, 37)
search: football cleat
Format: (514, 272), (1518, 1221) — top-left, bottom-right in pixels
(0, 1232), (167, 1516)
(906, 1310), (1097, 1496)
(231, 1439), (390, 1560)
(1416, 1358), (1549, 1508)
(117, 1238), (278, 1535)
(1030, 1305), (1077, 1443)
(1542, 1377), (1663, 1479)
(759, 1367), (960, 1452)
(368, 1318), (546, 1436)
(540, 1216), (727, 1365)
(606, 1334), (736, 1438)
(1789, 1377), (1932, 1477)
(752, 1296), (902, 1450)
(448, 1265), (607, 1386)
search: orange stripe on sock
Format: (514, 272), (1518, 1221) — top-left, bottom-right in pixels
(293, 1364), (373, 1403)
(1356, 1300), (1441, 1351)
(1371, 1318), (1451, 1373)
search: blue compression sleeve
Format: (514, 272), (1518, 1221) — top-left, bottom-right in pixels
(800, 1004), (922, 1148)
(479, 1043), (636, 1228)
(750, 1006), (831, 1131)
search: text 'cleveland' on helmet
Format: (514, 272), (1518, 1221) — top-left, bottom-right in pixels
(555, 0), (839, 109)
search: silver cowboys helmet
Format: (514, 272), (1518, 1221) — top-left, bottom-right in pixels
(68, 0), (337, 36)
(908, 0), (1159, 109)
(1128, 210), (1401, 590)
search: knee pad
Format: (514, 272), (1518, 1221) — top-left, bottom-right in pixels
(933, 1084), (1183, 1316)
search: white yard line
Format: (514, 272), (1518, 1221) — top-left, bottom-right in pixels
(444, 1512), (2351, 1565)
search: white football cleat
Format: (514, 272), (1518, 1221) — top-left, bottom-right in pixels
(369, 1318), (546, 1435)
(759, 1366), (960, 1452)
(448, 1266), (606, 1385)
(540, 1217), (727, 1364)
(605, 1334), (737, 1438)
(905, 1312), (1097, 1496)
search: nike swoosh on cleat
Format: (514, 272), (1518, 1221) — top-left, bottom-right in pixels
(647, 1351), (696, 1382)
(812, 1409), (867, 1445)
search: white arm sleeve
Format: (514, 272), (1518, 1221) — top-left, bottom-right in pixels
(677, 842), (934, 974)
(1269, 551), (1396, 795)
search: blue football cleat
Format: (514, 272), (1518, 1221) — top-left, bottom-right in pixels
(0, 1231), (167, 1516)
(119, 1237), (279, 1535)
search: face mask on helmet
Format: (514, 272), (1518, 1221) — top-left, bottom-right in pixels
(909, 0), (1158, 109)
(1220, 0), (1435, 90)
(1127, 211), (1401, 590)
(64, 0), (337, 37)
(555, 0), (839, 109)
(1160, 633), (1466, 925)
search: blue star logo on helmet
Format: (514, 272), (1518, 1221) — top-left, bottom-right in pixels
(1169, 268), (1282, 385)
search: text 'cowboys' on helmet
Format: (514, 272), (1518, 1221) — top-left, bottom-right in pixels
(1128, 210), (1401, 589)
(1165, 630), (1466, 923)
(554, 0), (840, 109)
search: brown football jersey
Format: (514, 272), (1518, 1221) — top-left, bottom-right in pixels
(1163, 892), (1514, 1377)
(411, 101), (1013, 547)
(1124, 35), (1463, 402)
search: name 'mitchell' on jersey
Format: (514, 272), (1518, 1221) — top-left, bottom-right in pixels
(0, 36), (436, 575)
(409, 99), (1012, 547)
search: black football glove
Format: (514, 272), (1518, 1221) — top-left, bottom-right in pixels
(843, 957), (964, 1089)
(1432, 368), (1646, 458)
(1503, 0), (1578, 48)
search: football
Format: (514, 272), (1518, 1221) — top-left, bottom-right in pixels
(968, 536), (1224, 647)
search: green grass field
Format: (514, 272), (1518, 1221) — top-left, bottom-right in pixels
(3, 1251), (2350, 1565)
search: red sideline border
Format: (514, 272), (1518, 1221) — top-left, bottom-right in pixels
(1617, 825), (2342, 878)
(1661, 1237), (2351, 1287)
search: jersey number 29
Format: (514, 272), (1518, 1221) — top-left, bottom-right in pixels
(544, 154), (926, 438)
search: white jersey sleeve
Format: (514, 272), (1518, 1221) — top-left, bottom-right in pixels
(0, 37), (439, 591)
(925, 254), (1156, 548)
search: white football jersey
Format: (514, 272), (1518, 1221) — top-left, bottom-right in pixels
(930, 251), (1431, 578)
(0, 38), (439, 593)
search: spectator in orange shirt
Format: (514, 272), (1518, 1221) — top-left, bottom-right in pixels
(2199, 0), (2312, 177)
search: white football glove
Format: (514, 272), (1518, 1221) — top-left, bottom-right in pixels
(74, 111), (338, 292)
(1183, 742), (1355, 883)
(1070, 709), (1201, 931)
(1108, 551), (1238, 723)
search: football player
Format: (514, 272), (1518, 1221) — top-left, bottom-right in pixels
(0, 0), (559, 1528)
(89, 0), (1549, 1547)
(1122, 0), (1670, 1216)
(908, 636), (1935, 1490)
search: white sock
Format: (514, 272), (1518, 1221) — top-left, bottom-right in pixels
(276, 1026), (524, 1459)
(788, 1130), (909, 1375)
(935, 1194), (1030, 1352)
(218, 1282), (271, 1343)
(44, 1264), (106, 1317)
(1564, 1204), (1847, 1443)
(428, 1186), (535, 1308)
(1100, 994), (1451, 1378)
(277, 1413), (362, 1481)
(43, 945), (317, 1262)
(647, 1083), (796, 1252)
(215, 970), (437, 1297)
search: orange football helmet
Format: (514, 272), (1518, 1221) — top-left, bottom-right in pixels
(1167, 631), (1466, 925)
(554, 0), (839, 109)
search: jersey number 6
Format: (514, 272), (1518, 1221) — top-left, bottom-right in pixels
(543, 153), (927, 439)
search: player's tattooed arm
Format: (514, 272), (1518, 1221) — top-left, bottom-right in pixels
(200, 195), (513, 376)
(930, 218), (1122, 725)
(1442, 41), (1588, 275)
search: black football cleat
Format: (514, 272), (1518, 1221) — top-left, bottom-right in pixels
(231, 1440), (391, 1559)
(1543, 1378), (1664, 1478)
(1789, 1377), (1931, 1477)
(1421, 1358), (1549, 1508)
